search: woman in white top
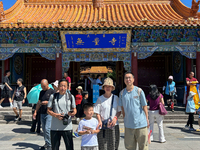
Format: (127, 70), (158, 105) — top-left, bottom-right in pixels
(94, 77), (121, 150)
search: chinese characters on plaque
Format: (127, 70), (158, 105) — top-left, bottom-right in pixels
(65, 33), (127, 49)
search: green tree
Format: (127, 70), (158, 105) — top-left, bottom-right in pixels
(107, 70), (116, 80)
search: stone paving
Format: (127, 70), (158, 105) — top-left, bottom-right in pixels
(0, 123), (200, 150)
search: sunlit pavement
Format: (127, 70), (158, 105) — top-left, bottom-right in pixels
(0, 123), (200, 150)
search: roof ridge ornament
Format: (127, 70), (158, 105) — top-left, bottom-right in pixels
(190, 0), (200, 18)
(93, 0), (104, 8)
(0, 1), (5, 22)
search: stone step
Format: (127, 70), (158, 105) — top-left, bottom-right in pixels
(163, 120), (198, 124)
(0, 106), (198, 124)
(0, 115), (33, 120)
(164, 114), (199, 119)
(0, 120), (32, 124)
(0, 111), (32, 115)
(0, 107), (32, 111)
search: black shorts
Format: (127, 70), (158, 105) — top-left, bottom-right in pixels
(164, 94), (172, 101)
(1, 90), (11, 99)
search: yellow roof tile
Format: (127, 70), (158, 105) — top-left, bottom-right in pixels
(0, 0), (199, 28)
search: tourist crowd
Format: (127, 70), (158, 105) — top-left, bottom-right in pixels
(0, 70), (200, 150)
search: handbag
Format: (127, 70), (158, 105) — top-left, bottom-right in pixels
(101, 95), (114, 130)
(159, 99), (168, 115)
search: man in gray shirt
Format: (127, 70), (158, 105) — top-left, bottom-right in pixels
(47, 79), (77, 150)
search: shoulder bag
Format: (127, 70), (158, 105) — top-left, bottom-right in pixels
(159, 95), (168, 115)
(101, 95), (114, 130)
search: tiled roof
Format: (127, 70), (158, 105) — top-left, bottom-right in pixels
(0, 0), (200, 28)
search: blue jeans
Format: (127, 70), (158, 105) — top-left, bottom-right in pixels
(41, 114), (52, 147)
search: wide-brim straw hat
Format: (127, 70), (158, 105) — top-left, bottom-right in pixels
(187, 91), (196, 101)
(76, 86), (83, 91)
(102, 77), (115, 91)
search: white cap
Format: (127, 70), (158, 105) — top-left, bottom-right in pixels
(52, 80), (59, 88)
(168, 76), (173, 80)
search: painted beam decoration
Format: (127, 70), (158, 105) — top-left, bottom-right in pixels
(61, 30), (131, 52)
(62, 52), (131, 72)
(0, 43), (61, 60)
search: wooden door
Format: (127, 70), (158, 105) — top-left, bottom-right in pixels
(138, 53), (171, 95)
(116, 61), (124, 92)
(26, 54), (56, 91)
(69, 62), (80, 95)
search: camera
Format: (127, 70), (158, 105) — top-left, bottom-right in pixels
(63, 114), (70, 125)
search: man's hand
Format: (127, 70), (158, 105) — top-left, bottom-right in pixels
(68, 111), (76, 116)
(55, 114), (64, 120)
(22, 99), (25, 104)
(147, 119), (150, 128)
(33, 112), (37, 120)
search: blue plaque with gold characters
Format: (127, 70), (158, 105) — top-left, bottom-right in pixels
(61, 30), (131, 52)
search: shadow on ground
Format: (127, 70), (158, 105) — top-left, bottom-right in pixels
(167, 126), (200, 135)
(12, 142), (40, 150)
(12, 128), (43, 136)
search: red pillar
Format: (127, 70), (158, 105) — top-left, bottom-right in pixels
(196, 52), (200, 81)
(186, 58), (192, 77)
(3, 59), (10, 103)
(55, 53), (62, 80)
(4, 58), (10, 75)
(131, 53), (138, 86)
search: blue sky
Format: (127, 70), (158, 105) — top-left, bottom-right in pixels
(0, 0), (198, 11)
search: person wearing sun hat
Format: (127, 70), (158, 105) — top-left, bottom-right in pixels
(94, 77), (121, 150)
(163, 75), (176, 111)
(75, 86), (83, 123)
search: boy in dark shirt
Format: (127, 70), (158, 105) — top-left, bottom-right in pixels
(0, 70), (13, 108)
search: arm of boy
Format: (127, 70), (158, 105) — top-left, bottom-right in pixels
(78, 130), (91, 135)
(91, 119), (100, 134)
(78, 121), (91, 135)
(90, 128), (100, 134)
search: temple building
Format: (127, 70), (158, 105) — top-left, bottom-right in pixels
(0, 0), (200, 102)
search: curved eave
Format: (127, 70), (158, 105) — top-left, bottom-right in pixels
(171, 0), (200, 19)
(3, 0), (24, 20)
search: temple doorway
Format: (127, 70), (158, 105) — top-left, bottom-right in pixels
(68, 61), (125, 97)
